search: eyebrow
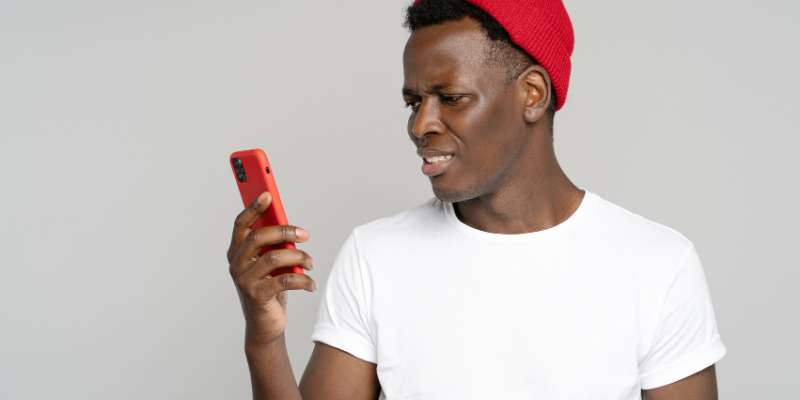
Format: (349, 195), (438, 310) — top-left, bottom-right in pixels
(402, 84), (452, 96)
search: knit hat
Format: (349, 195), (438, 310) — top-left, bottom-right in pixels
(411, 0), (575, 111)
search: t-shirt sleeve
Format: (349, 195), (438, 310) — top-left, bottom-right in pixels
(638, 243), (727, 390)
(310, 229), (377, 364)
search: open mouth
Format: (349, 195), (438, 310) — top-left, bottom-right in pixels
(423, 154), (453, 164)
(421, 154), (454, 177)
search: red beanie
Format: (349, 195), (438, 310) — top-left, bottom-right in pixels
(411, 0), (575, 111)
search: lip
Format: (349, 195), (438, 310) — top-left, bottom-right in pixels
(417, 148), (456, 177)
(417, 148), (455, 159)
(420, 155), (454, 177)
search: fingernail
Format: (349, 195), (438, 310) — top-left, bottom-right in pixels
(295, 228), (309, 240)
(252, 191), (270, 208)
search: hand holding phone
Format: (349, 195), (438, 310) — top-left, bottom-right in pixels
(229, 148), (305, 277)
(226, 148), (316, 346)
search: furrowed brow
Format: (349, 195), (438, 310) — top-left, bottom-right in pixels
(402, 87), (417, 97)
(403, 84), (454, 96)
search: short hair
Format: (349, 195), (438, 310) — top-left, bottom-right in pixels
(403, 0), (557, 118)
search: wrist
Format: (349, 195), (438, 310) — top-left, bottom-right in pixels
(245, 331), (284, 355)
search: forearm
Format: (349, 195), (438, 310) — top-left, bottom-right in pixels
(245, 332), (302, 400)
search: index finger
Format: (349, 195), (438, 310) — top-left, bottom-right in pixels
(227, 191), (271, 262)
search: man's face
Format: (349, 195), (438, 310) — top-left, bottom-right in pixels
(403, 17), (529, 203)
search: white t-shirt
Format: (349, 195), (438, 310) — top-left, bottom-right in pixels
(311, 190), (726, 399)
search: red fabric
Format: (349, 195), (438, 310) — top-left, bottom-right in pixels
(411, 0), (574, 111)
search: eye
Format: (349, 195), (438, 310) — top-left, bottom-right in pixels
(404, 99), (421, 112)
(440, 95), (464, 106)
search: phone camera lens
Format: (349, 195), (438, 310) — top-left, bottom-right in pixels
(232, 158), (247, 181)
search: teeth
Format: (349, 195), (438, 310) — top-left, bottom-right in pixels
(424, 155), (453, 163)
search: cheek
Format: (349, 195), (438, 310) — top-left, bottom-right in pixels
(450, 99), (519, 168)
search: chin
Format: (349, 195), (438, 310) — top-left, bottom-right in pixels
(431, 177), (481, 204)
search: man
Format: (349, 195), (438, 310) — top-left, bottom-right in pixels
(226, 0), (727, 399)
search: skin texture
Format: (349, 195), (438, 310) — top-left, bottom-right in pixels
(232, 16), (719, 400)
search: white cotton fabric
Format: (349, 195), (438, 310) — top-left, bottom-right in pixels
(311, 190), (726, 399)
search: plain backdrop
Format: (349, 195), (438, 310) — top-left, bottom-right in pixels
(1, 0), (798, 399)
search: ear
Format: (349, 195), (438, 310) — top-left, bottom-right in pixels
(517, 65), (552, 124)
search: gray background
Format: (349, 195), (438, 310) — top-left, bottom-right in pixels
(1, 0), (798, 398)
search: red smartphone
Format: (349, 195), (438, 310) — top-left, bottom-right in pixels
(229, 148), (304, 277)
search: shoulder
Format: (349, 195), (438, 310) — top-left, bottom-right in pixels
(581, 191), (702, 293)
(588, 191), (695, 258)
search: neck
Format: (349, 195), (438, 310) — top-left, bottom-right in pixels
(453, 132), (585, 235)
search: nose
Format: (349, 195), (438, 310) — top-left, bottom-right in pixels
(408, 97), (445, 143)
